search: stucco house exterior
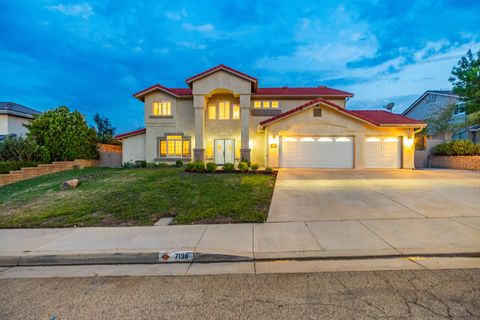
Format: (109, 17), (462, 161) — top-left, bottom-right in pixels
(116, 65), (425, 169)
(0, 102), (40, 141)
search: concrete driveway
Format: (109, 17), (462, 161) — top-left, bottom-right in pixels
(268, 169), (480, 222)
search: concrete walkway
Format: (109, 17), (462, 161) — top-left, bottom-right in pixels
(2, 217), (480, 266)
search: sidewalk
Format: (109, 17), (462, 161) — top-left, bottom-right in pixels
(1, 217), (480, 267)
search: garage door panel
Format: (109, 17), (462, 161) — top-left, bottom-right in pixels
(365, 137), (401, 168)
(281, 136), (353, 168)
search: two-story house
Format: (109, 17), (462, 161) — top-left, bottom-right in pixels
(0, 102), (40, 141)
(116, 65), (425, 169)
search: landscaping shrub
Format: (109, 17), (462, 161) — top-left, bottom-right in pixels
(26, 106), (99, 161)
(206, 162), (217, 173)
(238, 161), (248, 172)
(0, 136), (50, 163)
(175, 160), (183, 167)
(223, 163), (235, 172)
(264, 167), (273, 174)
(0, 161), (39, 174)
(250, 163), (259, 172)
(146, 162), (158, 168)
(432, 140), (480, 156)
(185, 162), (195, 172)
(193, 161), (206, 172)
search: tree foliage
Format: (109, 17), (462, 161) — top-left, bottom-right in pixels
(424, 103), (458, 135)
(449, 49), (480, 115)
(25, 106), (99, 161)
(93, 113), (119, 144)
(0, 136), (50, 162)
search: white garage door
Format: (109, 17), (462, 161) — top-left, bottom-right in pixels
(281, 137), (354, 168)
(365, 137), (401, 168)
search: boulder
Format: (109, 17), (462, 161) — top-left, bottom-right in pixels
(61, 179), (79, 189)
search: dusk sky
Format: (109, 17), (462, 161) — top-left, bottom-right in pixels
(1, 0), (479, 133)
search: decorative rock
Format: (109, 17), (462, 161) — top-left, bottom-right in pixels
(61, 179), (79, 189)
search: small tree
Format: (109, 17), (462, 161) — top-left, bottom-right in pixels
(424, 103), (459, 135)
(449, 49), (480, 118)
(26, 106), (99, 161)
(93, 113), (118, 144)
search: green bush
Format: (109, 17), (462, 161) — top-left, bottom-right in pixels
(264, 167), (273, 174)
(223, 163), (235, 172)
(175, 160), (183, 167)
(193, 161), (206, 172)
(185, 162), (195, 172)
(0, 136), (50, 163)
(250, 163), (259, 172)
(237, 161), (248, 172)
(26, 106), (99, 161)
(0, 161), (39, 174)
(206, 162), (217, 173)
(432, 140), (480, 156)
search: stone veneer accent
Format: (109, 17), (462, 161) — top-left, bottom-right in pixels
(429, 156), (480, 171)
(0, 160), (99, 187)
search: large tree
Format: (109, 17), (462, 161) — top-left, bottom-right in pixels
(449, 49), (480, 126)
(25, 106), (98, 161)
(93, 113), (118, 144)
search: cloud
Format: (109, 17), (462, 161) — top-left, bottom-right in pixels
(177, 42), (207, 50)
(165, 9), (187, 20)
(182, 23), (214, 33)
(47, 2), (93, 18)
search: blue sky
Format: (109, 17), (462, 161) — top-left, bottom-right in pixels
(1, 0), (479, 133)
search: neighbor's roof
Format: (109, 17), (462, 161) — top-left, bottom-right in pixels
(0, 102), (41, 119)
(185, 64), (258, 89)
(115, 128), (146, 140)
(402, 90), (460, 116)
(259, 98), (425, 127)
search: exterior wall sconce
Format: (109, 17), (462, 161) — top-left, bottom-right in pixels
(270, 143), (278, 148)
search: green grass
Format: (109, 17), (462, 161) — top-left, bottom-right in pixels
(0, 167), (276, 228)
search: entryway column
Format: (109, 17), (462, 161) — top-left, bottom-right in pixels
(193, 94), (205, 161)
(240, 94), (251, 162)
(355, 132), (365, 169)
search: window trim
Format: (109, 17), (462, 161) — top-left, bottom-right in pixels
(218, 101), (230, 120)
(157, 133), (191, 159)
(153, 101), (172, 116)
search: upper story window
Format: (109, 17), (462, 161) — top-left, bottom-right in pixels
(233, 105), (240, 119)
(454, 102), (466, 115)
(219, 101), (230, 120)
(254, 101), (279, 108)
(208, 105), (216, 120)
(153, 101), (171, 116)
(425, 94), (436, 103)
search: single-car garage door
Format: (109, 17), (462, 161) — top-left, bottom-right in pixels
(365, 137), (401, 168)
(281, 136), (354, 168)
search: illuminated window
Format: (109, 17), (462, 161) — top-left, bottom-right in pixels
(159, 135), (190, 158)
(153, 101), (171, 116)
(208, 105), (216, 120)
(233, 105), (240, 119)
(262, 101), (270, 108)
(271, 101), (279, 108)
(219, 101), (230, 120)
(255, 101), (279, 109)
(254, 101), (261, 108)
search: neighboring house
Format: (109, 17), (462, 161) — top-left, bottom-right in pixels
(402, 90), (467, 140)
(116, 64), (424, 169)
(0, 102), (41, 141)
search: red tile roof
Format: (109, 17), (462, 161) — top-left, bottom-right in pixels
(115, 128), (146, 140)
(254, 87), (353, 97)
(185, 64), (258, 89)
(259, 98), (425, 127)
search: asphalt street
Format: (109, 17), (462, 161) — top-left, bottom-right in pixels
(1, 269), (479, 319)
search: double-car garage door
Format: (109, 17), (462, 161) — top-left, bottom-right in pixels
(280, 136), (401, 168)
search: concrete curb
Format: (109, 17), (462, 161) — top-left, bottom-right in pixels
(1, 251), (479, 267)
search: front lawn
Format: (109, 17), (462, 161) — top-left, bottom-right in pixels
(0, 167), (276, 228)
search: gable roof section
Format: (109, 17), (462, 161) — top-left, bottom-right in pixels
(259, 98), (425, 128)
(115, 128), (146, 140)
(0, 102), (41, 119)
(185, 64), (258, 89)
(402, 90), (460, 116)
(133, 84), (192, 101)
(254, 86), (353, 97)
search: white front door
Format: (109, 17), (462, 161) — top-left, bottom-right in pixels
(365, 137), (401, 168)
(214, 139), (235, 164)
(281, 136), (354, 168)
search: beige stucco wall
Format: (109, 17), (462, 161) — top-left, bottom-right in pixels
(265, 104), (415, 169)
(122, 133), (146, 163)
(192, 70), (252, 95)
(0, 115), (31, 136)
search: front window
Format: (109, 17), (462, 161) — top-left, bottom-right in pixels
(232, 105), (240, 119)
(159, 135), (190, 158)
(219, 101), (230, 120)
(153, 101), (171, 116)
(208, 105), (216, 119)
(454, 102), (466, 115)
